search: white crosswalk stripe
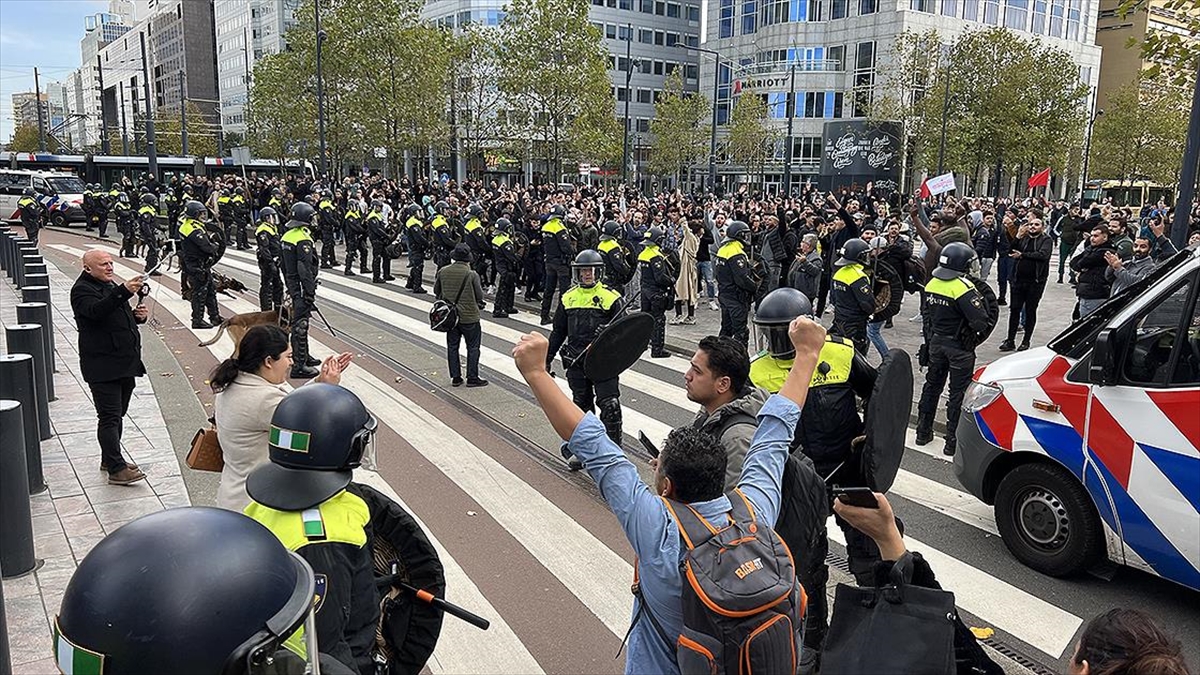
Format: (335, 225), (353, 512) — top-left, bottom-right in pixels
(52, 241), (1086, 667)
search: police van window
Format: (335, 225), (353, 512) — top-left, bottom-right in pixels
(0, 172), (29, 195)
(1170, 294), (1200, 386)
(1122, 279), (1193, 387)
(33, 178), (50, 193)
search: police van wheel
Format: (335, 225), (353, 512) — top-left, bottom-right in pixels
(52, 212), (67, 228)
(994, 462), (1104, 578)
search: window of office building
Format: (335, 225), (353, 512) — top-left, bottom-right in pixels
(638, 89), (653, 103)
(619, 25), (633, 39)
(720, 0), (735, 37)
(767, 92), (788, 119)
(616, 87), (629, 101)
(606, 24), (618, 38)
(667, 31), (680, 45)
(910, 0), (933, 10)
(656, 1), (666, 13)
(1031, 0), (1046, 32)
(639, 28), (653, 43)
(685, 64), (699, 79)
(860, 0), (877, 13)
(640, 59), (654, 73)
(853, 41), (875, 117)
(654, 60), (664, 75)
(942, 0), (958, 16)
(1004, 0), (1027, 28)
(743, 0), (758, 32)
(963, 0), (979, 19)
(1049, 0), (1064, 35)
(796, 136), (822, 163)
(831, 0), (847, 18)
(983, 0), (999, 22)
(1066, 0), (1081, 39)
(687, 4), (702, 20)
(827, 44), (845, 70)
(655, 29), (665, 45)
(760, 0), (787, 26)
(808, 0), (825, 20)
(641, 0), (654, 10)
(668, 2), (682, 16)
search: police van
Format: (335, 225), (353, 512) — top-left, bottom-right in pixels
(955, 245), (1200, 591)
(0, 168), (87, 227)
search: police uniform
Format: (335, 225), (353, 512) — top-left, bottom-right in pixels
(281, 216), (320, 377)
(918, 272), (992, 455)
(597, 235), (632, 295)
(638, 239), (674, 357)
(232, 191), (250, 250)
(342, 203), (368, 276)
(464, 214), (491, 283)
(367, 208), (390, 283)
(547, 279), (625, 443)
(405, 212), (430, 293)
(491, 229), (519, 317)
(539, 215), (575, 323)
(257, 218), (285, 310)
(430, 212), (459, 270)
(830, 262), (874, 356)
(91, 189), (110, 237)
(715, 238), (757, 347)
(82, 185), (95, 231)
(16, 192), (43, 246)
(178, 214), (221, 327)
(162, 189), (180, 239)
(137, 202), (160, 273)
(217, 191), (237, 241)
(318, 197), (340, 268)
(115, 197), (136, 257)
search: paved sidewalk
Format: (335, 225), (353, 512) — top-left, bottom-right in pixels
(1, 248), (190, 674)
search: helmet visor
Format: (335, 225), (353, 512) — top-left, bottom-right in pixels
(221, 552), (318, 675)
(755, 324), (796, 359)
(347, 413), (379, 470)
(571, 264), (604, 287)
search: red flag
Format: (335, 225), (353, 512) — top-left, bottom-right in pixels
(919, 178), (931, 199)
(1027, 167), (1050, 189)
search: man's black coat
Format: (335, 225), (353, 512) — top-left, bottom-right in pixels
(70, 272), (147, 383)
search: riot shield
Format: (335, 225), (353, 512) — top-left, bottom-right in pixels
(583, 311), (655, 382)
(861, 349), (913, 492)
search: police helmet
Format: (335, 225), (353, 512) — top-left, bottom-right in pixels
(22, 186), (35, 197)
(836, 238), (870, 266)
(602, 220), (622, 237)
(495, 217), (512, 233)
(271, 187), (282, 197)
(140, 192), (157, 206)
(571, 249), (606, 288)
(433, 200), (449, 215)
(725, 220), (751, 245)
(406, 204), (421, 217)
(548, 204), (566, 219)
(468, 203), (484, 218)
(752, 287), (814, 359)
(932, 242), (976, 280)
(246, 384), (377, 511)
(56, 507), (318, 675)
(644, 226), (665, 245)
(117, 192), (129, 203)
(290, 201), (316, 225)
(258, 206), (277, 224)
(371, 199), (384, 211)
(184, 200), (206, 219)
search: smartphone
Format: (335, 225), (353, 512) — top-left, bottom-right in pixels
(834, 486), (880, 509)
(637, 431), (660, 459)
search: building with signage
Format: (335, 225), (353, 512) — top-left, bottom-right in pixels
(702, 0), (1102, 192)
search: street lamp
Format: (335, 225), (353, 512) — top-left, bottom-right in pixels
(1079, 88), (1103, 206)
(674, 43), (722, 193)
(621, 24), (641, 186)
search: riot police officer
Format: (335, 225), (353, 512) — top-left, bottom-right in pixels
(115, 192), (136, 258)
(342, 198), (367, 276)
(256, 206), (284, 311)
(404, 204), (430, 294)
(55, 507), (355, 675)
(162, 184), (180, 239)
(429, 200), (459, 270)
(232, 183), (251, 250)
(464, 203), (491, 285)
(491, 217), (519, 318)
(917, 242), (992, 456)
(245, 384), (381, 675)
(136, 193), (160, 274)
(179, 200), (221, 329)
(317, 190), (340, 269)
(367, 199), (390, 284)
(91, 184), (111, 238)
(597, 220), (633, 295)
(82, 183), (96, 231)
(16, 187), (44, 246)
(217, 186), (238, 245)
(547, 250), (625, 467)
(539, 204), (575, 325)
(715, 220), (758, 348)
(830, 238), (875, 356)
(281, 202), (321, 379)
(638, 226), (674, 358)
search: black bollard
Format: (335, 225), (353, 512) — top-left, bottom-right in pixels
(4, 324), (51, 442)
(0, 356), (47, 495)
(19, 254), (41, 287)
(23, 272), (50, 291)
(0, 399), (37, 579)
(24, 261), (47, 278)
(16, 303), (56, 400)
(0, 227), (10, 272)
(0, 561), (11, 674)
(20, 286), (56, 374)
(7, 238), (28, 282)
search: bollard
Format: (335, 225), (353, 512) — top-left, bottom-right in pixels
(0, 227), (10, 272)
(0, 356), (47, 495)
(23, 272), (50, 291)
(19, 254), (41, 287)
(4, 324), (51, 442)
(24, 261), (48, 278)
(16, 303), (56, 400)
(0, 562), (11, 674)
(20, 286), (56, 373)
(7, 238), (29, 282)
(0, 400), (37, 579)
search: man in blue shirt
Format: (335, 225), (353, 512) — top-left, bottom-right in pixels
(512, 316), (826, 675)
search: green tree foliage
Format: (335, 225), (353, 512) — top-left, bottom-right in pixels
(649, 70), (709, 183)
(1117, 0), (1199, 88)
(5, 123), (60, 152)
(452, 25), (507, 177)
(497, 0), (618, 177)
(154, 100), (218, 157)
(725, 93), (776, 186)
(1090, 78), (1191, 185)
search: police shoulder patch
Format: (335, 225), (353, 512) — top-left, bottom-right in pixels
(313, 573), (328, 613)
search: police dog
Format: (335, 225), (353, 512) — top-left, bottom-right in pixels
(197, 298), (292, 356)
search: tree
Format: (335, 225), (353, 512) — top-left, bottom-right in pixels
(5, 123), (60, 153)
(649, 70), (708, 184)
(725, 93), (776, 187)
(498, 0), (616, 178)
(1090, 78), (1190, 185)
(872, 30), (942, 190)
(154, 100), (218, 157)
(452, 25), (506, 178)
(246, 31), (315, 166)
(1116, 0), (1199, 88)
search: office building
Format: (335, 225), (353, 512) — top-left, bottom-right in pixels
(214, 0), (301, 135)
(10, 92), (47, 131)
(1095, 0), (1198, 108)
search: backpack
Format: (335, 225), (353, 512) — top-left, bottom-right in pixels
(641, 489), (807, 675)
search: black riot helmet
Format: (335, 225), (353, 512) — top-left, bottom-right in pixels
(836, 238), (870, 266)
(246, 383), (377, 511)
(602, 220), (622, 237)
(753, 287), (814, 359)
(289, 201), (316, 225)
(468, 203), (484, 218)
(726, 220), (751, 245)
(933, 241), (977, 280)
(22, 186), (35, 197)
(548, 204), (566, 219)
(406, 203), (421, 217)
(56, 507), (318, 675)
(118, 192), (130, 204)
(571, 249), (606, 288)
(140, 192), (158, 206)
(495, 217), (512, 233)
(433, 200), (449, 215)
(370, 198), (383, 211)
(184, 200), (206, 219)
(271, 187), (282, 197)
(258, 206), (278, 224)
(644, 225), (665, 245)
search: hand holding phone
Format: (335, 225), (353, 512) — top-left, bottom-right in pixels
(833, 486), (879, 509)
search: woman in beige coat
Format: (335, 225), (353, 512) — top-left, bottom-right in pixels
(209, 325), (352, 512)
(671, 220), (700, 325)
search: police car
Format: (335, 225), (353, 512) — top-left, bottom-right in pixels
(955, 245), (1199, 591)
(0, 168), (87, 226)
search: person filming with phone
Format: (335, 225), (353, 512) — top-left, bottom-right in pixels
(70, 249), (151, 486)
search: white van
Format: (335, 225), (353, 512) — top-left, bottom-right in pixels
(955, 245), (1200, 591)
(0, 169), (88, 226)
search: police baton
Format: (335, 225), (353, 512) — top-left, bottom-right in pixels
(312, 304), (338, 338)
(376, 575), (491, 630)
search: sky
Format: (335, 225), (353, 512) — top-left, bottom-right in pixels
(0, 0), (108, 144)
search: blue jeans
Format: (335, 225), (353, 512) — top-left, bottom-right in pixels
(697, 260), (716, 298)
(446, 321), (482, 381)
(1078, 297), (1106, 318)
(867, 321), (889, 360)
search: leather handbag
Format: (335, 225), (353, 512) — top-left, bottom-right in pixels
(186, 416), (224, 472)
(821, 552), (957, 675)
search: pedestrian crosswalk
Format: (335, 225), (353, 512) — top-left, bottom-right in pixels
(48, 240), (1089, 672)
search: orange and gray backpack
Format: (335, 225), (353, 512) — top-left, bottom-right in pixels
(636, 488), (807, 675)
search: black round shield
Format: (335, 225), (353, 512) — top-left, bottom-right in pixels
(960, 275), (1000, 349)
(861, 349), (913, 493)
(356, 483), (445, 675)
(583, 312), (654, 381)
(871, 260), (905, 321)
